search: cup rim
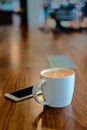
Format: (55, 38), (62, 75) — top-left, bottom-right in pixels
(40, 68), (75, 79)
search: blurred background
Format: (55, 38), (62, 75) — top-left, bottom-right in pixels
(0, 0), (87, 32)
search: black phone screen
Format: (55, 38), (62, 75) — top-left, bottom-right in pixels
(10, 86), (33, 98)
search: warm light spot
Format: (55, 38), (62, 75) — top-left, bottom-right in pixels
(9, 33), (21, 69)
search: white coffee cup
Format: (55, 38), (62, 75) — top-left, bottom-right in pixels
(33, 68), (75, 108)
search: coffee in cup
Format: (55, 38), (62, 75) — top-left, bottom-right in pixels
(33, 68), (75, 108)
(43, 69), (73, 78)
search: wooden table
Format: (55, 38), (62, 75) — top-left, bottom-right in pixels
(0, 26), (87, 130)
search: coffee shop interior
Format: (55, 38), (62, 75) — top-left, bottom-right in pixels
(0, 0), (87, 130)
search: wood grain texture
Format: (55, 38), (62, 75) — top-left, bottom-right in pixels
(0, 26), (87, 130)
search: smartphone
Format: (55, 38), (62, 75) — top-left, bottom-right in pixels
(4, 86), (42, 102)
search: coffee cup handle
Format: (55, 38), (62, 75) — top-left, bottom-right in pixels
(32, 79), (48, 105)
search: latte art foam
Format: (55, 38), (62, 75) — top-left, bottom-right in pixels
(43, 70), (73, 78)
